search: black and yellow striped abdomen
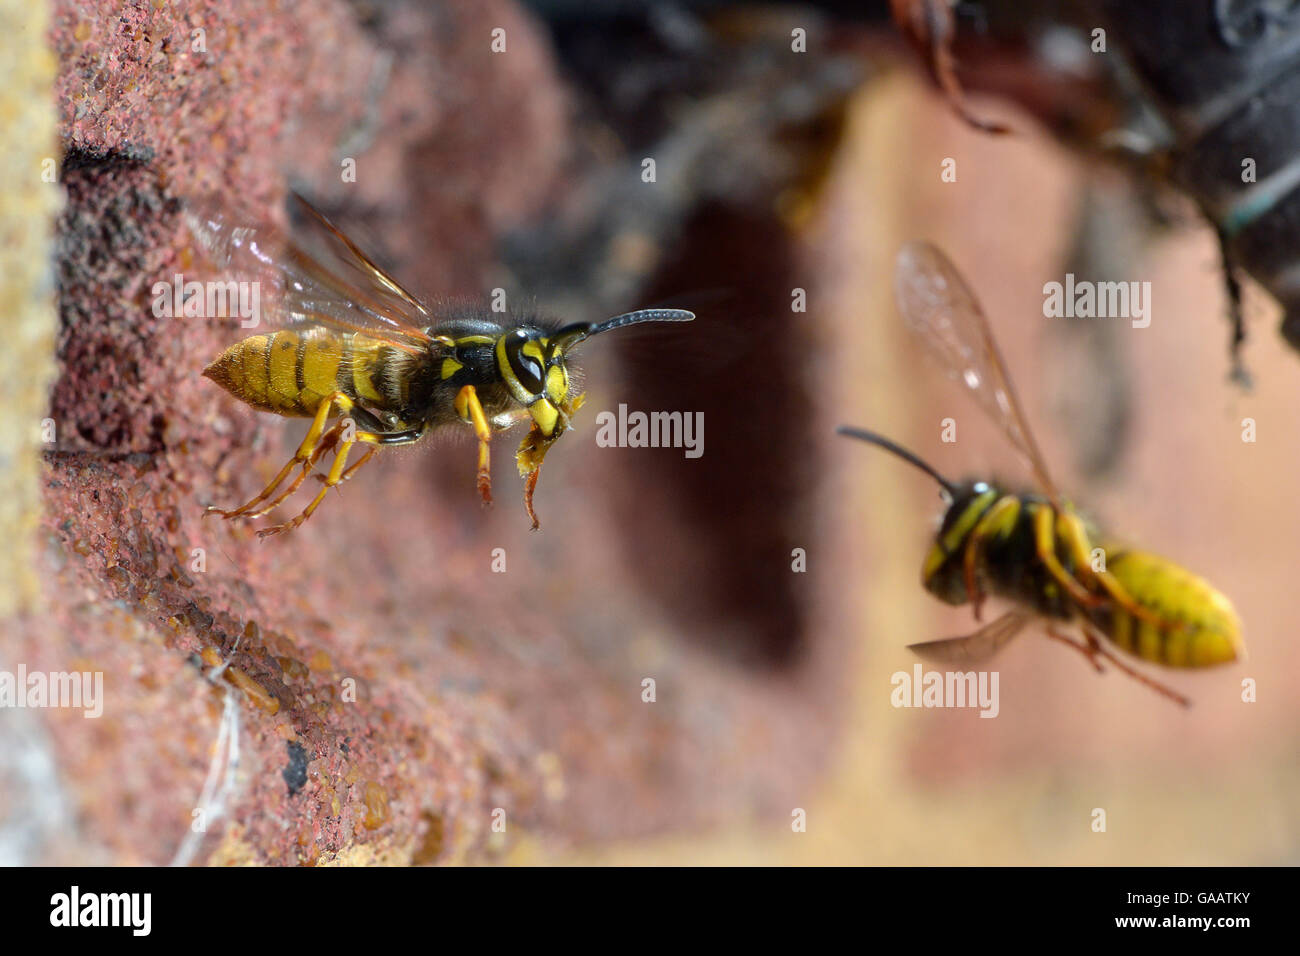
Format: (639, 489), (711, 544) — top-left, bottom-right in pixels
(1089, 549), (1244, 668)
(203, 329), (397, 418)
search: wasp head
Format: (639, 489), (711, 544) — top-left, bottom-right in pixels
(496, 308), (694, 438)
(836, 426), (1005, 608)
(920, 480), (1001, 606)
(496, 327), (578, 438)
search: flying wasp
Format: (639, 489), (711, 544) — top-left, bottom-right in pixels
(188, 195), (693, 538)
(839, 241), (1245, 707)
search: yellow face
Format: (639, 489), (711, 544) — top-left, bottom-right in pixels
(496, 329), (575, 437)
(921, 482), (1000, 605)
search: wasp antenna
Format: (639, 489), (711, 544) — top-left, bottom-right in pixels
(589, 308), (695, 337)
(837, 426), (958, 497)
(553, 308), (695, 352)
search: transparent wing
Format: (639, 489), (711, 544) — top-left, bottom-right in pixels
(184, 194), (433, 353)
(286, 194), (434, 329)
(906, 609), (1033, 664)
(894, 240), (1058, 502)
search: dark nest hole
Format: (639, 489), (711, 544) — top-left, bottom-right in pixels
(606, 202), (818, 668)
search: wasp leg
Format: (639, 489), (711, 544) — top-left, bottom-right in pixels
(1031, 505), (1109, 609)
(312, 443), (376, 488)
(208, 391), (355, 520)
(257, 429), (383, 538)
(454, 384), (493, 506)
(1054, 510), (1176, 631)
(308, 423), (423, 493)
(516, 420), (561, 531)
(895, 0), (1011, 135)
(1214, 223), (1251, 387)
(207, 455), (301, 522)
(237, 421), (346, 521)
(1044, 625), (1105, 674)
(523, 466), (541, 531)
(961, 495), (1021, 621)
(1080, 624), (1192, 708)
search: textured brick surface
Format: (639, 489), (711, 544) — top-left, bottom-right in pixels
(6, 0), (844, 865)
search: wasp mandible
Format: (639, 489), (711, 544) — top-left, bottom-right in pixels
(189, 196), (693, 538)
(839, 241), (1245, 707)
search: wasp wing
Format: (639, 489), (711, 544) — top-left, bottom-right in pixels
(894, 240), (1059, 503)
(906, 609), (1033, 664)
(286, 194), (434, 329)
(184, 194), (434, 354)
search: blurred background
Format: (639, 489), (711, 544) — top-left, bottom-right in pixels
(2, 0), (1297, 865)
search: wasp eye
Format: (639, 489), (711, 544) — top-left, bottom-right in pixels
(503, 330), (545, 395)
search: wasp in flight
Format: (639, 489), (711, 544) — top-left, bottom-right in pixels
(189, 196), (693, 538)
(839, 241), (1244, 707)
